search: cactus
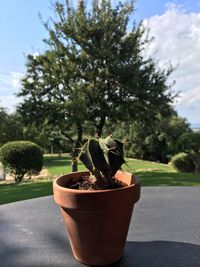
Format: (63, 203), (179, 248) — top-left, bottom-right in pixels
(78, 136), (125, 188)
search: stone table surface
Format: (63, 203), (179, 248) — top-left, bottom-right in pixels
(0, 187), (200, 267)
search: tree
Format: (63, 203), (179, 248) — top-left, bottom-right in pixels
(22, 123), (69, 153)
(109, 112), (191, 163)
(0, 106), (8, 146)
(44, 0), (174, 133)
(18, 50), (86, 170)
(0, 108), (24, 147)
(18, 0), (174, 170)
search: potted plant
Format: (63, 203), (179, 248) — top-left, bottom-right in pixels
(53, 136), (140, 266)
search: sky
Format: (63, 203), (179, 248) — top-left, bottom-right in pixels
(0, 0), (200, 124)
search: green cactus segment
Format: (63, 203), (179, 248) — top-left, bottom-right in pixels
(108, 139), (125, 176)
(78, 136), (125, 187)
(99, 138), (110, 165)
(89, 139), (110, 172)
(79, 144), (94, 173)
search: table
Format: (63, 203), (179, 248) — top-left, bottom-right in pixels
(1, 187), (200, 266)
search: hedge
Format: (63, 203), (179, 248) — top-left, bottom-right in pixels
(171, 152), (195, 173)
(0, 141), (43, 182)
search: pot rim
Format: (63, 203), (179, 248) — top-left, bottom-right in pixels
(53, 170), (140, 194)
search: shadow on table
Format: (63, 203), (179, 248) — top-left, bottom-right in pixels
(111, 240), (200, 267)
(1, 237), (200, 267)
(0, 212), (199, 267)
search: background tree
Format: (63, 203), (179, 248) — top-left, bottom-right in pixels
(109, 111), (191, 163)
(44, 0), (174, 134)
(22, 123), (69, 153)
(0, 107), (9, 146)
(0, 106), (65, 153)
(18, 0), (175, 170)
(18, 50), (86, 170)
(0, 108), (24, 147)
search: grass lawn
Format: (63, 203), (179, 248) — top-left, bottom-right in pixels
(0, 180), (53, 205)
(44, 154), (200, 186)
(0, 153), (200, 205)
(125, 159), (200, 186)
(44, 153), (86, 175)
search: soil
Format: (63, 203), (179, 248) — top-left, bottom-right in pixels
(68, 175), (127, 190)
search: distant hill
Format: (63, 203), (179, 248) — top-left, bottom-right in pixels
(191, 123), (200, 131)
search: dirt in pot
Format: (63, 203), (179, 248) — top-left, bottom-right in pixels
(67, 175), (127, 190)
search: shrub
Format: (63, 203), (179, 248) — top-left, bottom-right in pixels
(0, 141), (43, 182)
(171, 152), (195, 173)
(178, 132), (200, 173)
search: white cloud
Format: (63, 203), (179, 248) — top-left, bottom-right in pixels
(143, 3), (200, 123)
(12, 71), (23, 88)
(0, 70), (23, 112)
(0, 95), (21, 113)
(0, 71), (12, 94)
(32, 51), (40, 59)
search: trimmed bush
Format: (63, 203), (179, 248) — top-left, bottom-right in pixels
(0, 141), (43, 182)
(171, 152), (195, 173)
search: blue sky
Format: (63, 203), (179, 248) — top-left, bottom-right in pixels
(0, 0), (200, 123)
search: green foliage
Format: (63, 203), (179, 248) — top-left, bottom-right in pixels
(178, 132), (200, 154)
(171, 152), (195, 173)
(18, 0), (174, 172)
(0, 107), (67, 154)
(0, 107), (8, 146)
(78, 136), (125, 187)
(22, 124), (70, 153)
(0, 141), (43, 182)
(0, 108), (24, 147)
(108, 113), (191, 163)
(178, 132), (200, 173)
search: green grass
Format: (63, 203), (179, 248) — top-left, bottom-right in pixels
(124, 158), (200, 186)
(124, 158), (174, 172)
(44, 153), (86, 175)
(0, 154), (200, 205)
(0, 180), (53, 205)
(133, 170), (200, 186)
(44, 154), (173, 175)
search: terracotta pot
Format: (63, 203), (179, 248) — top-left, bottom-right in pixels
(53, 170), (140, 266)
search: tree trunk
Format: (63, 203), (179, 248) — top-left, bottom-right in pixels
(51, 144), (54, 154)
(95, 116), (105, 138)
(194, 155), (200, 173)
(71, 124), (83, 172)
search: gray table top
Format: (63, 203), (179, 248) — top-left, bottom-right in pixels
(0, 187), (200, 267)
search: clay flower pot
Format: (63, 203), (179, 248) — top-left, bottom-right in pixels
(53, 170), (140, 266)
